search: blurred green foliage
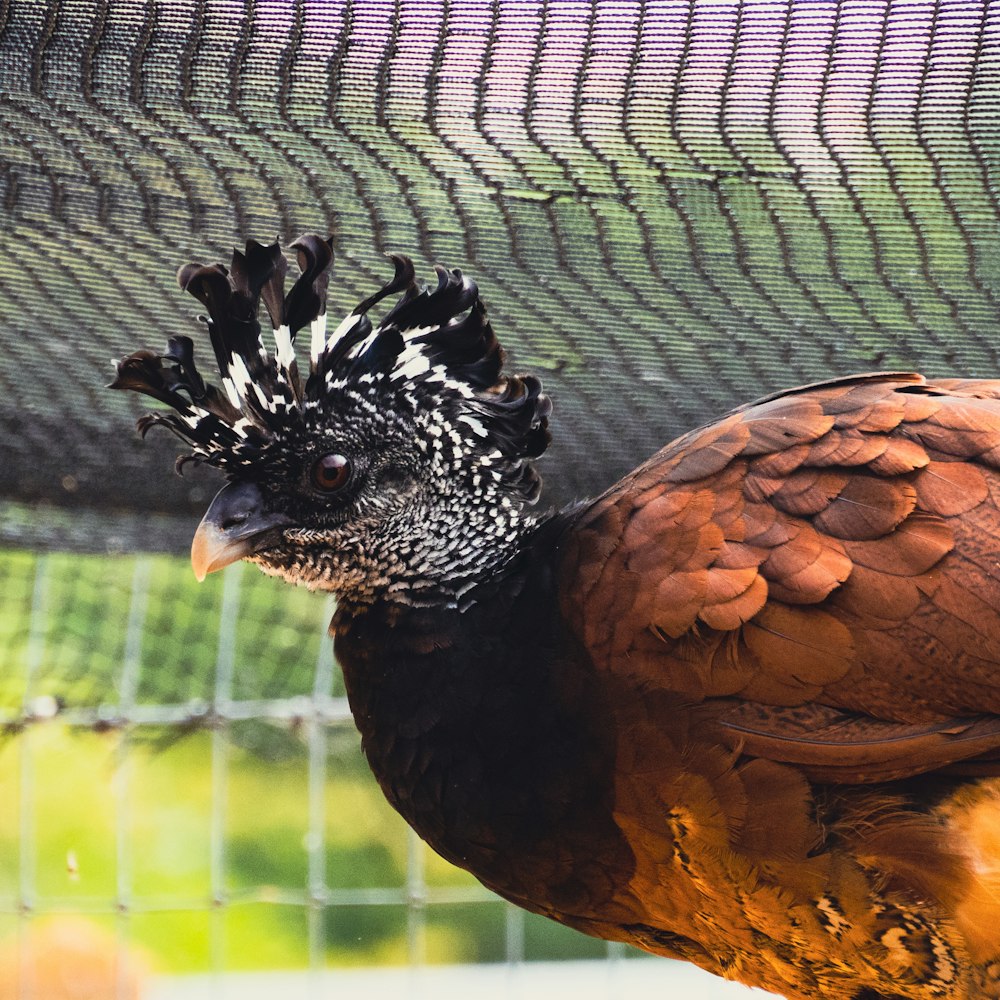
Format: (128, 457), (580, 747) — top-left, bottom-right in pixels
(0, 549), (332, 711)
(0, 549), (617, 972)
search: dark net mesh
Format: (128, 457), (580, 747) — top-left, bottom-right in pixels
(1, 1), (1000, 994)
(5, 1), (1000, 550)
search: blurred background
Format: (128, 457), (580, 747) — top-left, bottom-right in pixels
(3, 1), (1000, 997)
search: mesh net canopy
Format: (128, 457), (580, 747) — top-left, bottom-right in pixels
(3, 1), (1000, 994)
(6, 0), (1000, 551)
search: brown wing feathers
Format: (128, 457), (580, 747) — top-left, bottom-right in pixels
(562, 374), (1000, 783)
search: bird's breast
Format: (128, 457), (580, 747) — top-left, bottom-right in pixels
(332, 579), (639, 922)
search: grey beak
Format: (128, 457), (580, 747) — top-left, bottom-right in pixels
(191, 481), (291, 581)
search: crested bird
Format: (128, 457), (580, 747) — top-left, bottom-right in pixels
(111, 235), (1000, 999)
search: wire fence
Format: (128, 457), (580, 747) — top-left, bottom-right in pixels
(0, 548), (651, 1000)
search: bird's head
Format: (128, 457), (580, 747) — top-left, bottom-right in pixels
(111, 236), (551, 608)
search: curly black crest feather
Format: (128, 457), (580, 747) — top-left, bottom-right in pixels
(110, 235), (552, 500)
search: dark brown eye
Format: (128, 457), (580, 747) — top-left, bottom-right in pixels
(311, 453), (351, 492)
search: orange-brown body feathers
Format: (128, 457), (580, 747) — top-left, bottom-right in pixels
(115, 240), (1000, 999)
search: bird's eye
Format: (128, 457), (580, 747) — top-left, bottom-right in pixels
(311, 453), (352, 493)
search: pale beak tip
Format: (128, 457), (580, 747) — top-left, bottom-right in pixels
(190, 521), (243, 581)
(190, 532), (212, 582)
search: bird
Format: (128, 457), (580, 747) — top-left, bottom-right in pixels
(110, 233), (1000, 1000)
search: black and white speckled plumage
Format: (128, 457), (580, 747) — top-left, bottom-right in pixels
(111, 236), (552, 608)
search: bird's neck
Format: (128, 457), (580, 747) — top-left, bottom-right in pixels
(330, 513), (635, 915)
(332, 491), (544, 612)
